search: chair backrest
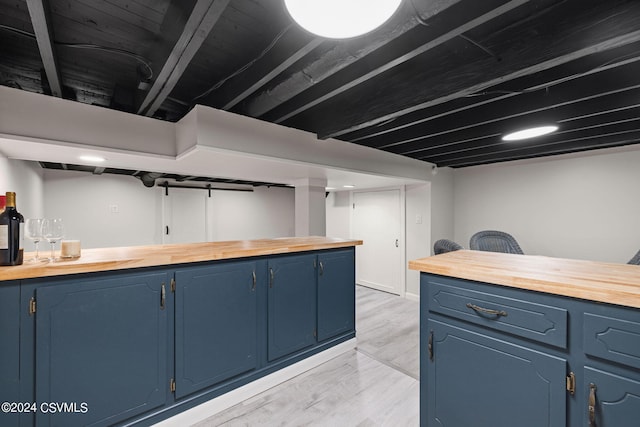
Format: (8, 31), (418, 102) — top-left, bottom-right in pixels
(469, 230), (524, 254)
(434, 239), (463, 255)
(628, 249), (640, 265)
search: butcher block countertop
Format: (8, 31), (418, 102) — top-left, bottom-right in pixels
(0, 236), (362, 281)
(409, 250), (640, 309)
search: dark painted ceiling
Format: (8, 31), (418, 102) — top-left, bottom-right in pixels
(2, 0), (640, 169)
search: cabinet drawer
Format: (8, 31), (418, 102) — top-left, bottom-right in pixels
(427, 279), (567, 348)
(584, 312), (640, 370)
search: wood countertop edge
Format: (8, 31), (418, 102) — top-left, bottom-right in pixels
(0, 237), (363, 281)
(409, 251), (640, 309)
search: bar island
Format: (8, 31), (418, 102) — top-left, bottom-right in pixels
(410, 250), (640, 427)
(0, 237), (362, 427)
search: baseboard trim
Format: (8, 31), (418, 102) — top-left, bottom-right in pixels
(404, 292), (420, 302)
(153, 338), (357, 426)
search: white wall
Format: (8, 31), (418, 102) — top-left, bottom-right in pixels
(209, 186), (294, 240)
(43, 169), (163, 248)
(0, 156), (44, 219)
(326, 191), (351, 239)
(429, 167), (455, 252)
(453, 146), (640, 263)
(42, 168), (296, 248)
(405, 183), (431, 298)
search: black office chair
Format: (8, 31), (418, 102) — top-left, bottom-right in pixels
(628, 249), (640, 265)
(469, 230), (524, 254)
(433, 239), (463, 255)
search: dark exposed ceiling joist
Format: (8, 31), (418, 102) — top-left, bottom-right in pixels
(242, 0), (466, 119)
(417, 109), (640, 161)
(317, 0), (640, 140)
(372, 69), (640, 153)
(344, 43), (640, 144)
(202, 26), (323, 110)
(137, 0), (231, 117)
(25, 0), (62, 97)
(261, 0), (532, 126)
(437, 129), (640, 168)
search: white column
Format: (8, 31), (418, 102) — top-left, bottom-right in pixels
(294, 178), (327, 237)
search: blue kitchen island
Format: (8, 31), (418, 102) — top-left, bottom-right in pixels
(410, 250), (640, 427)
(0, 237), (361, 426)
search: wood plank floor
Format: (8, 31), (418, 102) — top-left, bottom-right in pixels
(192, 285), (420, 426)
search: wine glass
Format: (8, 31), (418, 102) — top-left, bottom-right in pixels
(25, 218), (46, 263)
(41, 218), (65, 262)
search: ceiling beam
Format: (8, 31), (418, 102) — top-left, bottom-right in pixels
(369, 65), (640, 152)
(25, 0), (62, 97)
(243, 0), (467, 119)
(345, 44), (640, 143)
(261, 0), (532, 125)
(201, 26), (323, 111)
(418, 109), (640, 161)
(317, 0), (640, 140)
(137, 0), (231, 117)
(437, 130), (640, 168)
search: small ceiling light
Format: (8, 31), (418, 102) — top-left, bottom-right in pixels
(284, 0), (402, 39)
(343, 185), (356, 188)
(502, 125), (559, 141)
(79, 155), (106, 163)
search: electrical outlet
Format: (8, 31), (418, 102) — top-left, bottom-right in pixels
(109, 204), (119, 214)
(415, 214), (422, 224)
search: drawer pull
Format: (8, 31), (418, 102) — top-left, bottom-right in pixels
(588, 383), (597, 427)
(466, 303), (508, 317)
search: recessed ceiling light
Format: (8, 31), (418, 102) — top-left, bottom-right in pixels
(78, 155), (106, 163)
(502, 125), (559, 141)
(343, 185), (355, 188)
(325, 187), (336, 191)
(284, 0), (402, 39)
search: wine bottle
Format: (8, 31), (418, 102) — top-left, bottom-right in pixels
(0, 192), (25, 266)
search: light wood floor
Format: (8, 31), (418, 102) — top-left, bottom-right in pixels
(193, 285), (420, 426)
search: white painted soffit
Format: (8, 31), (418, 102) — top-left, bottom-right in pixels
(0, 86), (432, 189)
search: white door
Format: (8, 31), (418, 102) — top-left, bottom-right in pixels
(352, 189), (403, 295)
(162, 188), (210, 244)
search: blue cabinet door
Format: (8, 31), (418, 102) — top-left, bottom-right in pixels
(175, 260), (258, 399)
(267, 253), (317, 361)
(34, 271), (169, 427)
(584, 367), (640, 427)
(425, 319), (567, 427)
(0, 281), (20, 427)
(317, 248), (355, 341)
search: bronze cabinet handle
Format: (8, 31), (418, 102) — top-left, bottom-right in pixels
(160, 283), (166, 310)
(252, 270), (256, 291)
(428, 330), (434, 361)
(589, 383), (597, 427)
(269, 268), (274, 288)
(319, 261), (324, 276)
(466, 302), (508, 317)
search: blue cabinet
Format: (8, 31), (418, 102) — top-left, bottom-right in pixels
(34, 271), (169, 427)
(582, 309), (640, 426)
(0, 281), (20, 427)
(175, 260), (258, 398)
(3, 246), (356, 426)
(427, 320), (566, 426)
(420, 273), (640, 427)
(317, 248), (355, 341)
(267, 253), (317, 361)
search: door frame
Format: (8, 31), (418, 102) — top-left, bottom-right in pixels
(349, 186), (406, 297)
